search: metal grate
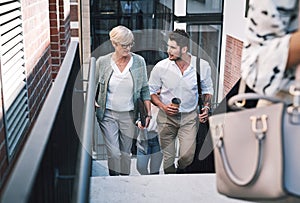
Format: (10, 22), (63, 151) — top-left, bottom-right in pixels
(0, 0), (29, 159)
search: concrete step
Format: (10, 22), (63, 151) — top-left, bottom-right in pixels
(90, 159), (300, 203)
(89, 174), (246, 203)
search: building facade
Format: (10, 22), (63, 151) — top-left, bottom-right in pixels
(0, 0), (71, 191)
(0, 0), (249, 195)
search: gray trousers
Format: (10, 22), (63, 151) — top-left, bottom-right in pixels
(98, 109), (135, 175)
(157, 109), (198, 171)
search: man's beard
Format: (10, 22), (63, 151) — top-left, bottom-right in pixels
(170, 50), (182, 61)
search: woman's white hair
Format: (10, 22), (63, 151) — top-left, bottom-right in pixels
(109, 25), (134, 45)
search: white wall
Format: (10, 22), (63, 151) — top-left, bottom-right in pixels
(218, 0), (247, 102)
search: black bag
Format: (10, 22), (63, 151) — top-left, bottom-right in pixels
(137, 98), (147, 127)
(185, 57), (215, 173)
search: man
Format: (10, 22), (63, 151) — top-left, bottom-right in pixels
(148, 29), (213, 174)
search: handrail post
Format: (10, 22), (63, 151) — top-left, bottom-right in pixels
(72, 57), (96, 203)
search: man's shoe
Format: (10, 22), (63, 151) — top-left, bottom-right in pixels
(164, 164), (176, 174)
(176, 167), (186, 174)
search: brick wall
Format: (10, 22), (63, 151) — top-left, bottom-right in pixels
(22, 0), (53, 124)
(49, 0), (71, 79)
(27, 49), (52, 122)
(223, 35), (243, 96)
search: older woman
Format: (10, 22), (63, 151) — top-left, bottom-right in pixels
(95, 25), (151, 176)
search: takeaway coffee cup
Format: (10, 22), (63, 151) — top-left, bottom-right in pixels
(171, 97), (181, 108)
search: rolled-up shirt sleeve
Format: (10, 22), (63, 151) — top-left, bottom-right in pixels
(148, 65), (162, 95)
(200, 59), (214, 95)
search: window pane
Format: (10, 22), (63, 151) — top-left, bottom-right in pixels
(188, 24), (222, 107)
(187, 0), (222, 14)
(90, 0), (173, 52)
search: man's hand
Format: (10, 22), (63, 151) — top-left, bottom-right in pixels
(144, 116), (151, 128)
(199, 107), (209, 123)
(162, 103), (179, 116)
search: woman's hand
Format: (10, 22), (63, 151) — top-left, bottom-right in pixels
(136, 116), (151, 129)
(136, 121), (144, 129)
(95, 101), (100, 108)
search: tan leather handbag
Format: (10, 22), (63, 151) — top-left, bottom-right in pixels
(209, 87), (300, 201)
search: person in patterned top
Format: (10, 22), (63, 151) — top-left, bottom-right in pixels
(241, 0), (300, 103)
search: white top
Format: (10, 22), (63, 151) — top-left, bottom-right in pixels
(149, 54), (213, 113)
(106, 57), (134, 111)
(146, 104), (159, 132)
(191, 56), (214, 95)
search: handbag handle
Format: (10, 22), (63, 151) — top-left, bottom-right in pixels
(216, 123), (265, 186)
(228, 93), (282, 110)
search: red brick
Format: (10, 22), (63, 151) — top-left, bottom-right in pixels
(49, 5), (57, 11)
(51, 72), (58, 80)
(50, 19), (58, 27)
(71, 29), (79, 37)
(51, 43), (59, 50)
(70, 5), (78, 21)
(223, 35), (243, 96)
(51, 50), (60, 57)
(50, 35), (59, 42)
(52, 58), (60, 65)
(50, 27), (59, 35)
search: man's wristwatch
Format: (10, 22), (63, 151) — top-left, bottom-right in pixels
(203, 105), (210, 111)
(145, 115), (152, 119)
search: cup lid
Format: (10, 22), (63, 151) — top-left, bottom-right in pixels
(171, 97), (181, 104)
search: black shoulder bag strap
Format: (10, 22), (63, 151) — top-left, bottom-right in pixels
(196, 57), (204, 109)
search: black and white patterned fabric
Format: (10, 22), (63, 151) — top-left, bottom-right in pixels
(241, 0), (298, 96)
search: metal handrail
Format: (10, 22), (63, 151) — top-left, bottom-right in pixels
(72, 57), (96, 203)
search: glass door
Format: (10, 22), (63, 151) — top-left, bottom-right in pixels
(174, 0), (224, 108)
